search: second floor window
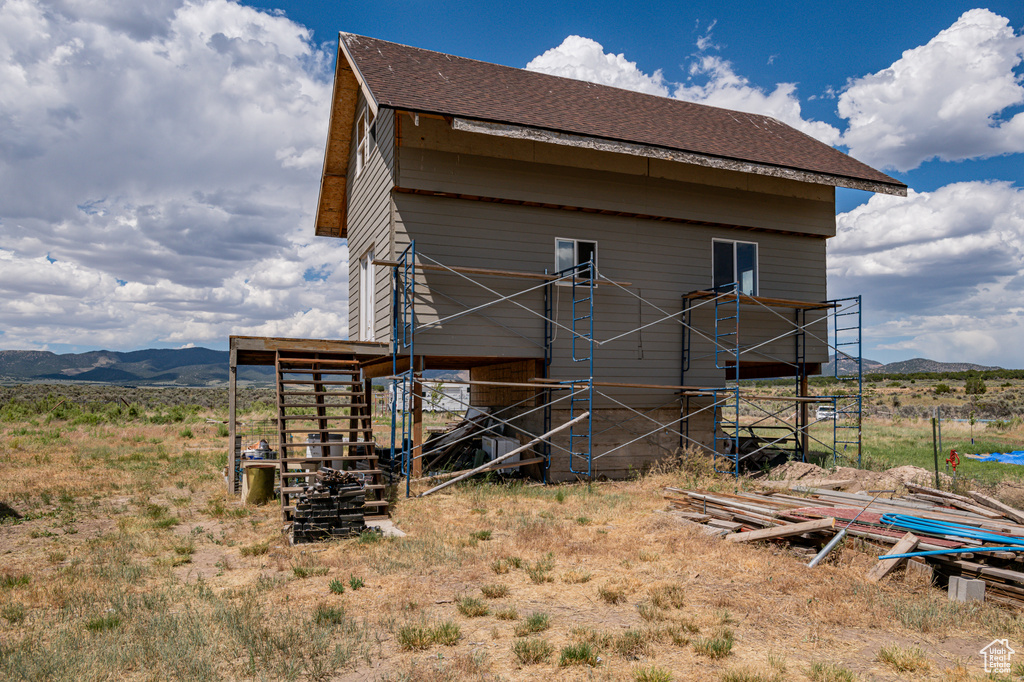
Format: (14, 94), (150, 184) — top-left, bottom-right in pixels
(355, 107), (374, 177)
(555, 238), (598, 281)
(713, 239), (758, 296)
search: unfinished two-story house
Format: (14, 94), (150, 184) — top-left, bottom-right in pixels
(236, 32), (906, 500)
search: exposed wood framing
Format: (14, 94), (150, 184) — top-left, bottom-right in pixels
(451, 117), (908, 197)
(315, 39), (370, 238)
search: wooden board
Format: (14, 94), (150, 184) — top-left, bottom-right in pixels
(866, 532), (920, 583)
(725, 517), (835, 543)
(967, 491), (1024, 525)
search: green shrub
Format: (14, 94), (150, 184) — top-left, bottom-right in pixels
(456, 596), (489, 617)
(634, 666), (672, 682)
(239, 540), (270, 557)
(85, 613), (121, 632)
(293, 564), (329, 578)
(430, 620), (461, 646)
(559, 642), (600, 667)
(808, 661), (856, 682)
(965, 375), (987, 395)
(694, 629), (734, 659)
(1, 603), (26, 624)
(348, 575), (364, 590)
(934, 383), (951, 394)
(481, 583), (509, 598)
(514, 612), (550, 636)
(397, 623), (433, 650)
(329, 579), (345, 594)
(614, 629), (650, 659)
(312, 603), (348, 625)
(0, 573), (30, 589)
(513, 638), (554, 664)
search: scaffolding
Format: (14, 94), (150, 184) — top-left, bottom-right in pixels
(386, 240), (863, 489)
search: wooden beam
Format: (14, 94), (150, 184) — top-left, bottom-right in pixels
(966, 491), (1024, 525)
(683, 290), (836, 310)
(373, 259), (631, 287)
(227, 348), (238, 495)
(725, 517), (835, 543)
(866, 532), (920, 583)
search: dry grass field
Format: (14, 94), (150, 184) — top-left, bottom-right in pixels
(2, 391), (1024, 681)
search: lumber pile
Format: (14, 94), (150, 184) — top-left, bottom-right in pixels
(290, 468), (366, 543)
(664, 482), (1024, 609)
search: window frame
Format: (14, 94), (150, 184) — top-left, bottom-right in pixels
(359, 247), (376, 341)
(554, 237), (598, 285)
(712, 238), (759, 296)
(354, 106), (374, 178)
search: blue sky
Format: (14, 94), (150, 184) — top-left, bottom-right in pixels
(1, 1), (1023, 366)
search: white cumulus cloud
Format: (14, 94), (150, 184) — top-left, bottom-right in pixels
(830, 181), (1024, 366)
(674, 55), (841, 145)
(839, 8), (1024, 172)
(526, 36), (669, 97)
(526, 35), (840, 146)
(0, 0), (348, 351)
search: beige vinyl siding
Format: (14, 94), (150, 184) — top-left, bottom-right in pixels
(394, 191), (829, 407)
(346, 98), (395, 343)
(400, 147), (835, 237)
(400, 113), (835, 206)
(397, 114), (835, 236)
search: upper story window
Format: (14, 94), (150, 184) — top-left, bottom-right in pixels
(555, 238), (597, 282)
(354, 106), (374, 177)
(713, 239), (758, 296)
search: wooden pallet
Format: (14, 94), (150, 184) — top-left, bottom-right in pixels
(275, 350), (388, 521)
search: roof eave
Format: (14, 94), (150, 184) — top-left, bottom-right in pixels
(451, 117), (908, 197)
(314, 35), (382, 239)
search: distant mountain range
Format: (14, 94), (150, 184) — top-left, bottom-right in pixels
(0, 348), (1007, 387)
(823, 356), (1002, 376)
(0, 348), (274, 386)
(0, 348), (471, 387)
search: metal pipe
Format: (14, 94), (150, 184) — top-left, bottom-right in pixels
(807, 490), (893, 568)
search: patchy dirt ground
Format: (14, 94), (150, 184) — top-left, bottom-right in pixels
(2, 416), (1024, 681)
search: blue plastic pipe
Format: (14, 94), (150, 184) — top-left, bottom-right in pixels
(875, 513), (1024, 560)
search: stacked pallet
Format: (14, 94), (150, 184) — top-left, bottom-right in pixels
(291, 468), (366, 544)
(664, 482), (1024, 609)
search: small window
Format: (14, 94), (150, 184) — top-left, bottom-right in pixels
(555, 238), (598, 281)
(354, 107), (374, 177)
(712, 239), (758, 296)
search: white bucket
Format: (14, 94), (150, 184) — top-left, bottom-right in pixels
(305, 433), (346, 469)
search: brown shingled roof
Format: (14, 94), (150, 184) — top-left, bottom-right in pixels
(341, 33), (904, 193)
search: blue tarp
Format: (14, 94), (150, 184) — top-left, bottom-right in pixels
(973, 451), (1024, 465)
